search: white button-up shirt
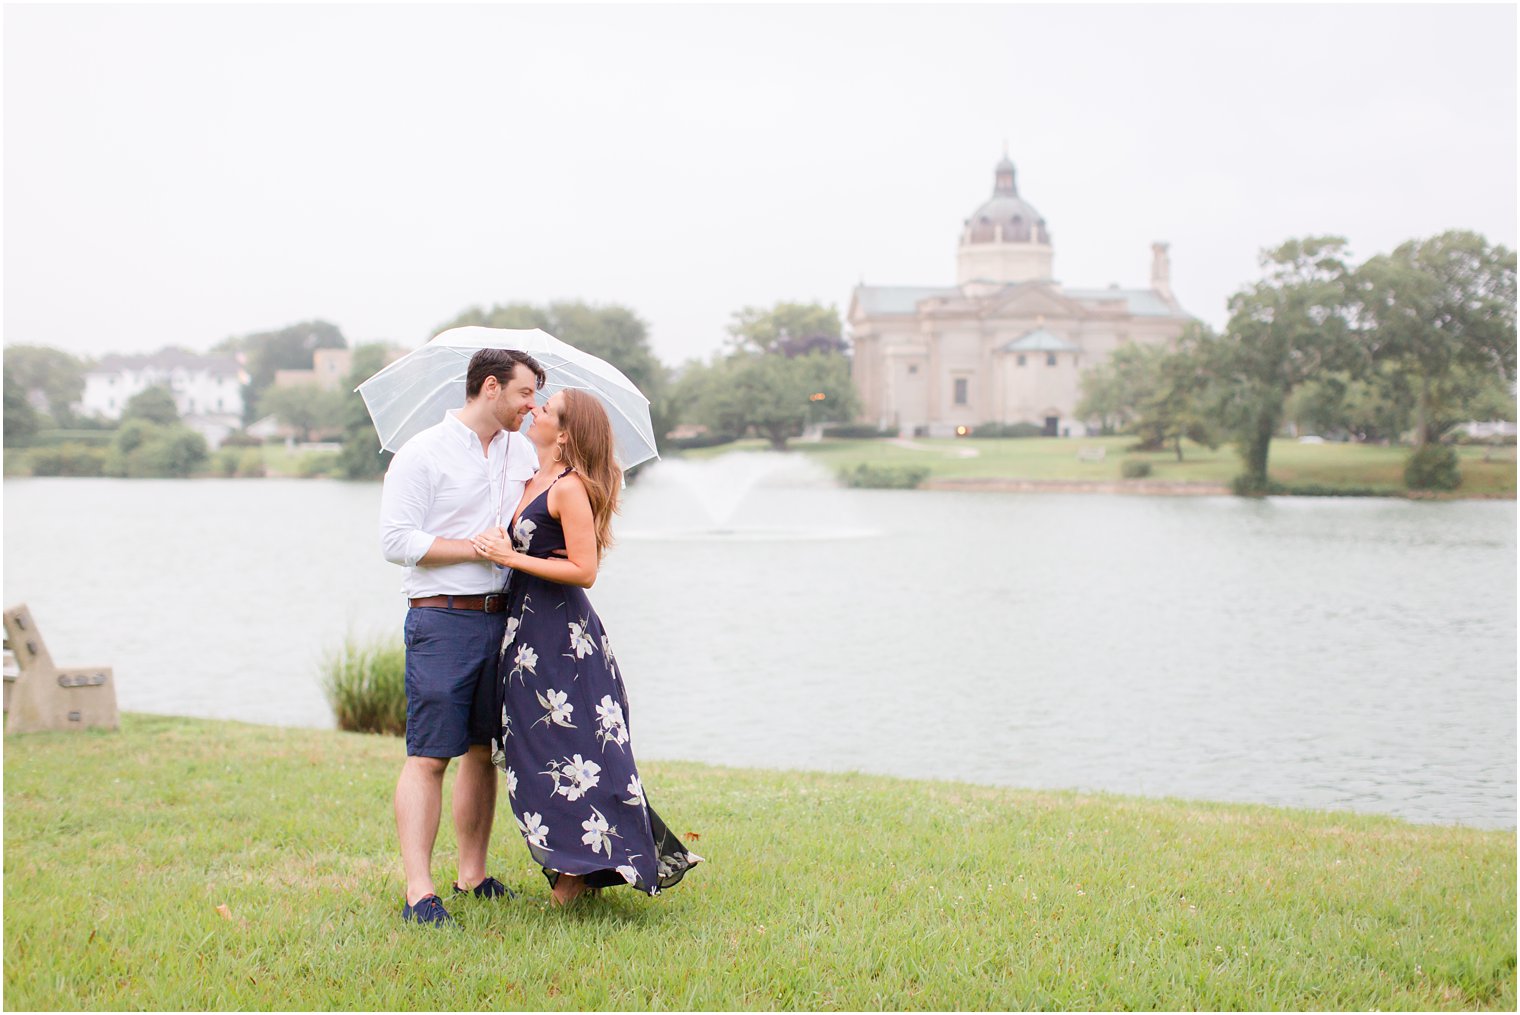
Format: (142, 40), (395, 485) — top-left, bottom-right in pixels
(379, 411), (539, 598)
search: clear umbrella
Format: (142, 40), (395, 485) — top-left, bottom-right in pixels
(355, 326), (659, 470)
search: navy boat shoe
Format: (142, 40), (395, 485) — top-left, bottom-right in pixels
(401, 893), (453, 926)
(452, 876), (515, 901)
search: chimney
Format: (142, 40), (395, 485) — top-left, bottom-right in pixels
(1151, 242), (1173, 303)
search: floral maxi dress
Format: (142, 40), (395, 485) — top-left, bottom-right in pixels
(491, 469), (701, 894)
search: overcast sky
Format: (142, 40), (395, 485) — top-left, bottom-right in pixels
(5, 3), (1516, 368)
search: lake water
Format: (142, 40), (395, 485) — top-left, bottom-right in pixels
(3, 456), (1515, 829)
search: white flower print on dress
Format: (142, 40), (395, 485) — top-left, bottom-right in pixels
(595, 694), (629, 750)
(490, 737), (505, 770)
(513, 517), (537, 553)
(569, 753), (601, 788)
(567, 620), (597, 660)
(502, 616), (520, 648)
(533, 688), (575, 729)
(517, 811), (550, 850)
(580, 805), (618, 858)
(542, 754), (602, 801)
(616, 864), (640, 886)
(624, 773), (645, 807)
(505, 766), (518, 799)
(601, 634), (616, 669)
(513, 643), (538, 677)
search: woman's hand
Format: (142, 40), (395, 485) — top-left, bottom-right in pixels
(472, 527), (518, 568)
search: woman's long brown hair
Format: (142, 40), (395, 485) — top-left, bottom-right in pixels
(558, 388), (622, 558)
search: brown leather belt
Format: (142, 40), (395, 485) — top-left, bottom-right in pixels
(408, 594), (509, 613)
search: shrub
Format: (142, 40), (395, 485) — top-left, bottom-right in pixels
(970, 422), (1045, 438)
(106, 421), (208, 478)
(212, 448), (240, 477)
(296, 452), (339, 478)
(322, 636), (407, 736)
(1231, 473), (1272, 497)
(237, 448), (266, 478)
(836, 463), (930, 489)
(1120, 459), (1152, 479)
(1404, 444), (1462, 491)
(820, 423), (897, 439)
(25, 443), (107, 477)
(219, 430), (263, 448)
(213, 446), (266, 477)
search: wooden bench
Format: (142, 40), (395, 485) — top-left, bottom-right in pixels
(2, 603), (118, 734)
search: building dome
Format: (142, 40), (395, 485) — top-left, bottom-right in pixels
(961, 156), (1050, 245)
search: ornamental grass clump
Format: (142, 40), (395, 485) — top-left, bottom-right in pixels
(322, 636), (406, 735)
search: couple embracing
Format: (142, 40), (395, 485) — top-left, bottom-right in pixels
(378, 348), (701, 925)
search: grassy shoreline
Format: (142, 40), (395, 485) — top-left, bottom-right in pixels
(4, 714), (1514, 1010)
(682, 436), (1518, 498)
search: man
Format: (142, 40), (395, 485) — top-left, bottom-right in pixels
(379, 348), (545, 925)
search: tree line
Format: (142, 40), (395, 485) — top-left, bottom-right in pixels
(3, 299), (859, 478)
(6, 227), (1511, 488)
(1077, 230), (1516, 492)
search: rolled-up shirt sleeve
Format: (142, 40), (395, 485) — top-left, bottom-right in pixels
(379, 447), (438, 567)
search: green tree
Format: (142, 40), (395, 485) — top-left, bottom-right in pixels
(1135, 329), (1222, 461)
(122, 385), (181, 425)
(1074, 353), (1140, 435)
(1206, 237), (1357, 493)
(4, 368), (41, 446)
(337, 343), (397, 480)
(685, 350), (859, 450)
(1354, 231), (1517, 448)
(1286, 370), (1411, 443)
(1077, 328), (1220, 459)
(727, 301), (844, 355)
(216, 321), (347, 424)
(257, 384), (345, 442)
(105, 419), (208, 478)
(2, 345), (87, 426)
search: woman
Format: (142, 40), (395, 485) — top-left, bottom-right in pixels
(473, 389), (701, 905)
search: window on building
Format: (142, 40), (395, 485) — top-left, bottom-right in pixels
(1017, 355), (1027, 366)
(953, 378), (968, 405)
(907, 364), (918, 375)
(1046, 353), (1057, 367)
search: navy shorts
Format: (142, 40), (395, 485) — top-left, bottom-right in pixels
(402, 607), (507, 758)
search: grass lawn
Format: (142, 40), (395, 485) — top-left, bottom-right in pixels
(681, 437), (1517, 496)
(4, 715), (1514, 1010)
(255, 444), (342, 478)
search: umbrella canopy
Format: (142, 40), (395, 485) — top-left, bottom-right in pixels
(355, 326), (659, 469)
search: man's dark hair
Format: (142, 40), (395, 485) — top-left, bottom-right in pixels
(465, 348), (547, 398)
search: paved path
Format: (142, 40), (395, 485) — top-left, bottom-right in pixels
(887, 437), (981, 459)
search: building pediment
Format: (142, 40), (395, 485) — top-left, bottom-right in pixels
(973, 281), (1087, 321)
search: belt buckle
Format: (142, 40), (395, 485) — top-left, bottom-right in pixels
(483, 593), (506, 614)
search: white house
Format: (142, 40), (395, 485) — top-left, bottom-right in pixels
(80, 349), (245, 421)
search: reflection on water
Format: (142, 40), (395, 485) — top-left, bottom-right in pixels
(3, 465), (1514, 829)
(618, 453), (880, 541)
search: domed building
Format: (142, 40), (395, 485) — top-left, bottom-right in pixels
(848, 154), (1192, 436)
